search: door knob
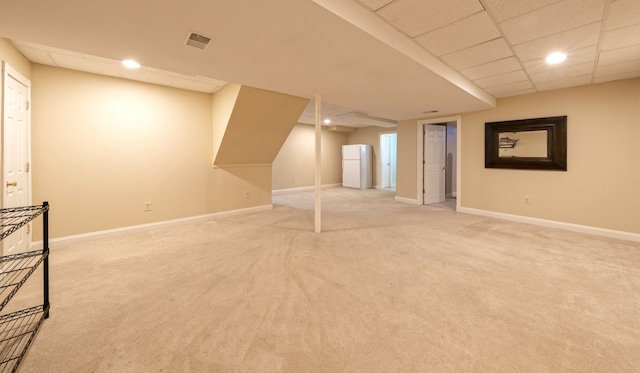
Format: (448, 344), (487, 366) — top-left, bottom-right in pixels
(6, 181), (17, 187)
(442, 166), (447, 170)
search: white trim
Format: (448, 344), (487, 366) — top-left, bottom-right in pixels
(459, 207), (640, 243)
(31, 204), (273, 250)
(395, 196), (419, 205)
(272, 183), (341, 195)
(416, 116), (461, 208)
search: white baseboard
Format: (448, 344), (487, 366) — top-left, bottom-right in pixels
(272, 184), (341, 195)
(395, 196), (419, 205)
(31, 204), (273, 250)
(458, 207), (640, 243)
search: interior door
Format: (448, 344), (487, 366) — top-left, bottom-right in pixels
(423, 124), (446, 204)
(380, 134), (391, 188)
(2, 63), (31, 254)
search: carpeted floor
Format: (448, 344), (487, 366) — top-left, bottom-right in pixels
(14, 188), (640, 372)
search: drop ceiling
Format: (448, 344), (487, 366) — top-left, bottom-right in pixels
(1, 0), (638, 127)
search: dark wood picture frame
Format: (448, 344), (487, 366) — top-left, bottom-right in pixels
(485, 116), (567, 171)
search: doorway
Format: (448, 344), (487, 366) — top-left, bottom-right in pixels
(379, 132), (397, 189)
(417, 116), (459, 210)
(2, 62), (32, 254)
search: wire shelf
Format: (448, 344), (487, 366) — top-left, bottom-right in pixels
(0, 205), (48, 242)
(0, 251), (48, 312)
(0, 202), (49, 372)
(0, 306), (47, 373)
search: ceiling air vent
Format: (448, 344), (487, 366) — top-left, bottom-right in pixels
(185, 32), (212, 50)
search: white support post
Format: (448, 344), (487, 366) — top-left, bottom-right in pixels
(314, 94), (322, 233)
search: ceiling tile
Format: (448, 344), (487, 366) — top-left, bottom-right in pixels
(171, 77), (222, 93)
(593, 70), (640, 83)
(484, 80), (534, 95)
(595, 59), (640, 78)
(474, 70), (528, 88)
(535, 74), (592, 91)
(522, 46), (597, 74)
(598, 45), (640, 66)
(460, 57), (522, 80)
(358, 0), (394, 11)
(121, 68), (175, 86)
(415, 11), (500, 56)
(9, 44), (56, 65)
(441, 38), (513, 70)
(529, 62), (594, 83)
(482, 0), (562, 22)
(493, 88), (537, 98)
(512, 22), (600, 62)
(377, 0), (484, 37)
(601, 23), (640, 51)
(500, 0), (606, 45)
(49, 52), (122, 77)
(605, 0), (640, 31)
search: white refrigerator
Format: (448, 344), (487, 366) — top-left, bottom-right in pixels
(342, 144), (372, 189)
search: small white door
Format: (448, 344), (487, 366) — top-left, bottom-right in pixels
(379, 133), (397, 189)
(423, 124), (446, 204)
(2, 63), (31, 254)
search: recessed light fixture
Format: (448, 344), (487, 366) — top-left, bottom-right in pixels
(422, 110), (439, 114)
(122, 59), (141, 69)
(323, 119), (331, 124)
(546, 52), (567, 64)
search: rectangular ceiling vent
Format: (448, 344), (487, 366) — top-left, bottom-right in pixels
(185, 32), (212, 50)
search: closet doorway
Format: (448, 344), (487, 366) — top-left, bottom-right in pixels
(379, 132), (397, 189)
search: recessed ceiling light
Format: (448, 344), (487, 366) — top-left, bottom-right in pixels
(546, 52), (567, 64)
(422, 110), (439, 114)
(323, 119), (331, 124)
(122, 59), (141, 69)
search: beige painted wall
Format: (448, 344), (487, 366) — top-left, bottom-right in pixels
(0, 38), (31, 80)
(30, 65), (213, 238)
(272, 123), (348, 190)
(397, 78), (640, 234)
(462, 78), (640, 234)
(396, 119), (418, 200)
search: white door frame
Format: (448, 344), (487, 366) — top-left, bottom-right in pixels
(2, 62), (33, 250)
(416, 115), (461, 210)
(379, 131), (397, 189)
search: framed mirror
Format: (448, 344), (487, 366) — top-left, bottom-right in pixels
(485, 116), (567, 170)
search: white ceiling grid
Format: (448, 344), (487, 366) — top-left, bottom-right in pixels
(361, 0), (640, 98)
(2, 0), (638, 126)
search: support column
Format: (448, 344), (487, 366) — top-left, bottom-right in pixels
(314, 94), (322, 233)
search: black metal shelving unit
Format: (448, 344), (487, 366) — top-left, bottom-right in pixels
(0, 202), (50, 373)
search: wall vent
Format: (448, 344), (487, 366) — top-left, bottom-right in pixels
(185, 32), (212, 50)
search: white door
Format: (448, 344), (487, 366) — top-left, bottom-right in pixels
(379, 133), (397, 189)
(2, 63), (31, 254)
(423, 124), (446, 204)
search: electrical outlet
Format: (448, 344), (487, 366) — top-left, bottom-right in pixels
(244, 191), (250, 199)
(524, 196), (530, 204)
(144, 202), (152, 212)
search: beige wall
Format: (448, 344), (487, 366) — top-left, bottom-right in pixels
(396, 119), (418, 200)
(397, 78), (640, 234)
(30, 65), (213, 238)
(0, 38), (31, 80)
(462, 78), (640, 234)
(272, 123), (348, 190)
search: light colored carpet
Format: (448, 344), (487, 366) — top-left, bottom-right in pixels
(15, 188), (640, 372)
